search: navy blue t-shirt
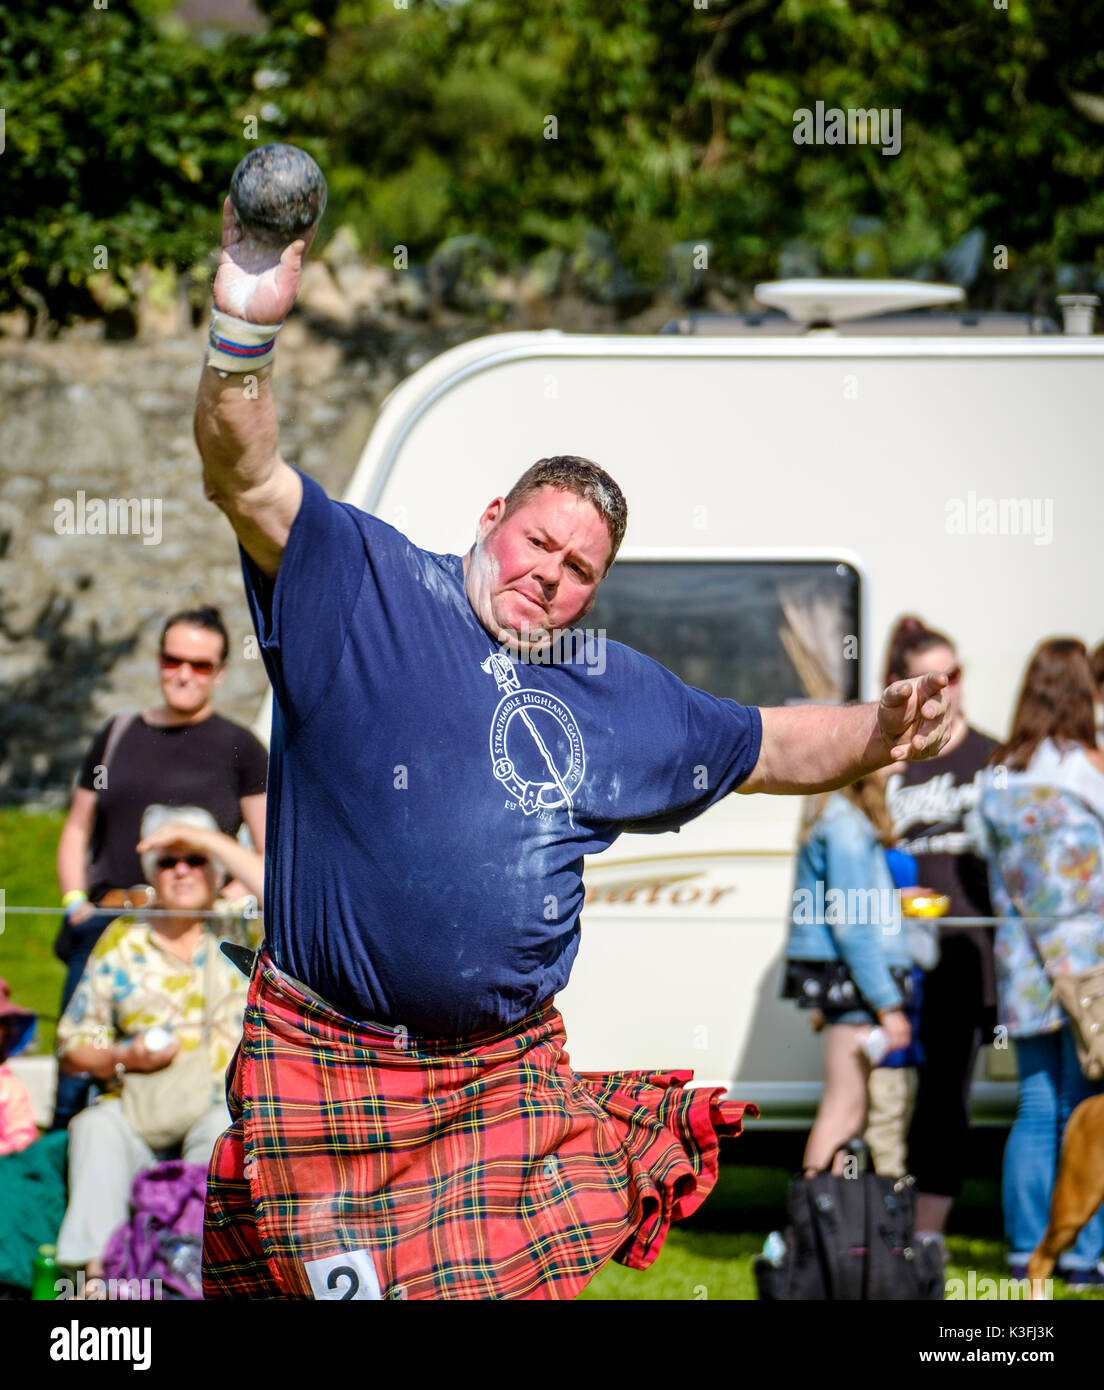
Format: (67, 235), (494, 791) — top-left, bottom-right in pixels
(242, 470), (762, 1035)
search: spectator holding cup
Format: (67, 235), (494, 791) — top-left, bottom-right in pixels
(784, 778), (913, 1175)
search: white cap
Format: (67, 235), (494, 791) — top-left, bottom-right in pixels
(139, 804), (224, 884)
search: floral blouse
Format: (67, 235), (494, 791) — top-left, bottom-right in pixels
(978, 781), (1104, 1037)
(56, 903), (263, 1091)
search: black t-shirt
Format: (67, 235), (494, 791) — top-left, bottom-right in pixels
(885, 724), (997, 1005)
(78, 712), (269, 902)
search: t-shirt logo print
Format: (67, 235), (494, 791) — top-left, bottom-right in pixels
(481, 654), (586, 825)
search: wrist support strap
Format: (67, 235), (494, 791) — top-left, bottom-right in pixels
(207, 307), (284, 373)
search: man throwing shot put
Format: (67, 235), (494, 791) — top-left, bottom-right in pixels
(195, 183), (953, 1301)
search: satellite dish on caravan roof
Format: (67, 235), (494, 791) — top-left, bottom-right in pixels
(754, 278), (965, 326)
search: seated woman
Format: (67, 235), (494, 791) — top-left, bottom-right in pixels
(54, 805), (263, 1283)
(0, 979), (38, 1158)
(136, 806), (265, 914)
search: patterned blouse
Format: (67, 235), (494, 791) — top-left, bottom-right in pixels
(57, 903), (263, 1092)
(978, 779), (1104, 1037)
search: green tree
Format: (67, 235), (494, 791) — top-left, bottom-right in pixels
(0, 1), (260, 324)
(3, 0), (1103, 321)
(276, 0), (1104, 304)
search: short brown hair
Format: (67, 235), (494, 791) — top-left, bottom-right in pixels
(502, 456), (628, 574)
(160, 605), (229, 663)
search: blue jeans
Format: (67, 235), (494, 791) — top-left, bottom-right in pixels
(1003, 1027), (1104, 1269)
(50, 911), (114, 1131)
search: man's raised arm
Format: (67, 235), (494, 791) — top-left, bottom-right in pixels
(194, 198), (311, 578)
(738, 671), (951, 795)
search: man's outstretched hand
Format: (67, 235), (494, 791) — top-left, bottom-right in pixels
(212, 197), (316, 324)
(739, 669), (954, 794)
(877, 671), (951, 761)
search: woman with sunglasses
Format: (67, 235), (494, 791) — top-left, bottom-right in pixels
(52, 607), (268, 1129)
(54, 804), (263, 1292)
(881, 615), (997, 1269)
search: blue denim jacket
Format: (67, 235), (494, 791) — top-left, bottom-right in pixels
(785, 793), (910, 1015)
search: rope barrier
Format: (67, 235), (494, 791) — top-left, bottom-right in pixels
(0, 905), (259, 920)
(0, 905), (1085, 927)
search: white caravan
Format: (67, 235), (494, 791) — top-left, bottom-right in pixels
(259, 282), (1104, 1127)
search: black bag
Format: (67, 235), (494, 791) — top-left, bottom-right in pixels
(755, 1139), (944, 1301)
(782, 959), (916, 1013)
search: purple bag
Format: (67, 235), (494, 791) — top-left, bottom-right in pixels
(102, 1160), (208, 1299)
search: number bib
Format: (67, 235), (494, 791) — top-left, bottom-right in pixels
(304, 1250), (384, 1301)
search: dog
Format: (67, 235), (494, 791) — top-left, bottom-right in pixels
(1027, 1093), (1104, 1294)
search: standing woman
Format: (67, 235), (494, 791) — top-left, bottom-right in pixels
(53, 606), (268, 1128)
(784, 779), (913, 1175)
(1090, 641), (1104, 744)
(977, 639), (1104, 1286)
(882, 616), (996, 1261)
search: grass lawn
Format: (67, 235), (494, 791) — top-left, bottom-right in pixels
(578, 1161), (1104, 1300)
(0, 806), (67, 1054)
(580, 1225), (1104, 1300)
(2, 807), (1102, 1301)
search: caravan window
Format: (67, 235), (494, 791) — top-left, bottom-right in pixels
(584, 560), (861, 707)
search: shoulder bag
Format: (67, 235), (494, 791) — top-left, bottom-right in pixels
(1051, 967), (1104, 1081)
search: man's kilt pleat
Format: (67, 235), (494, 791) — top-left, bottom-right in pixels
(203, 952), (757, 1300)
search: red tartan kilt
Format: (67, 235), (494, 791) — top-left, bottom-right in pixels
(202, 953), (756, 1301)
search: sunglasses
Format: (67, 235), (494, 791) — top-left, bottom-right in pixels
(160, 653), (220, 677)
(156, 853), (209, 871)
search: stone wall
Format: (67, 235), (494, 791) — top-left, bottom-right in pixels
(0, 251), (690, 803)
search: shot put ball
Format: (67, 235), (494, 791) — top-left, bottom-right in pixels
(229, 143), (328, 243)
